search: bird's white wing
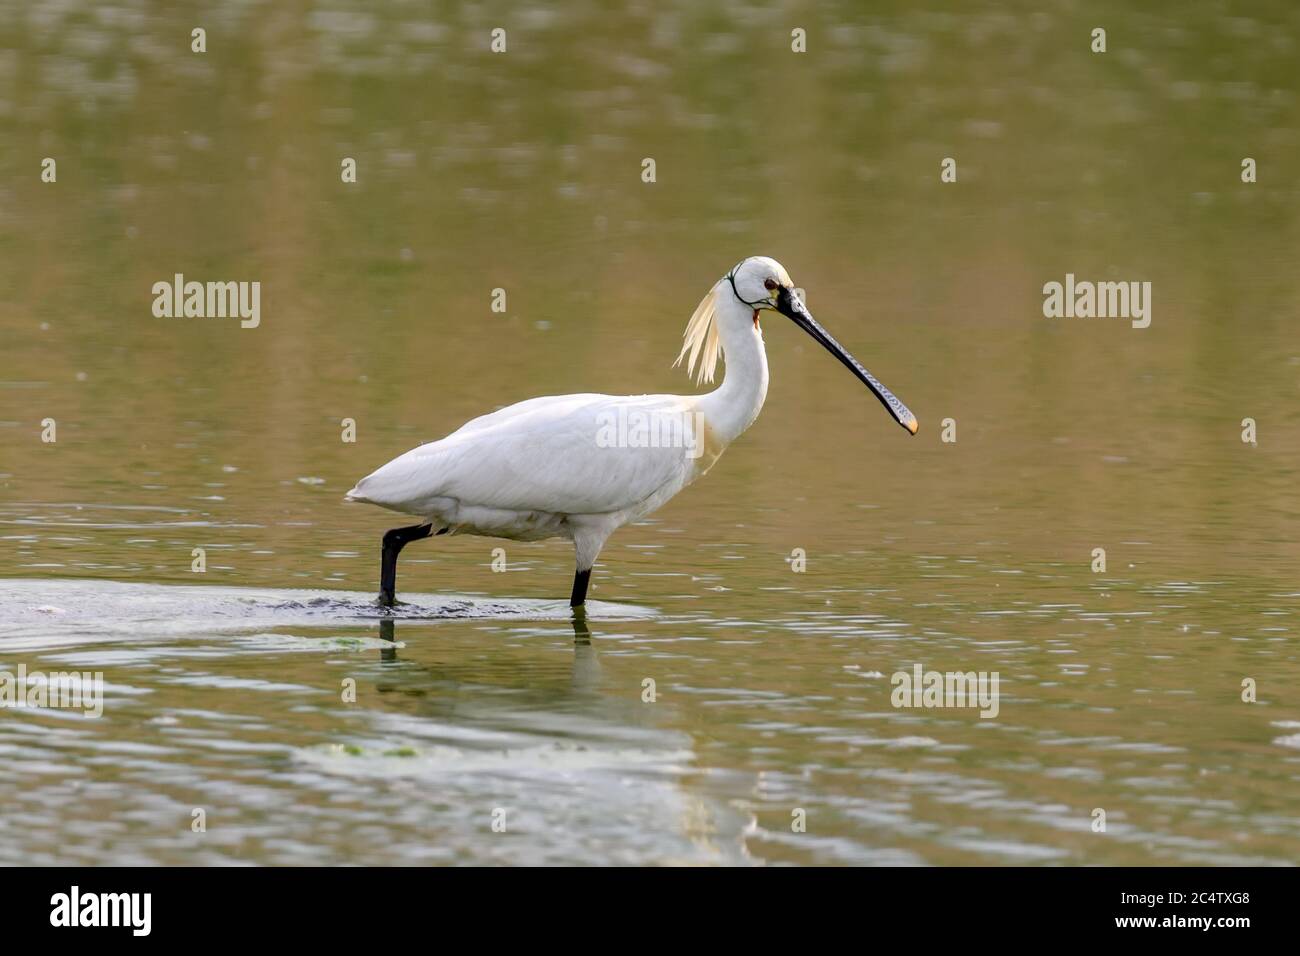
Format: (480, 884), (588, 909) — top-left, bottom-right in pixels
(347, 393), (701, 516)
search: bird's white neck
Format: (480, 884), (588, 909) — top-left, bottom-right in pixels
(696, 291), (769, 446)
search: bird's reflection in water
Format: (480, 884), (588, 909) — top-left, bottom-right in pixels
(570, 606), (592, 644)
(374, 609), (601, 692)
(569, 607), (600, 692)
(378, 616), (398, 663)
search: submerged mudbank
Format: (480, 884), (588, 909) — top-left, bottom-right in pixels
(0, 578), (655, 643)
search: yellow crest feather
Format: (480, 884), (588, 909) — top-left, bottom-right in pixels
(673, 280), (724, 385)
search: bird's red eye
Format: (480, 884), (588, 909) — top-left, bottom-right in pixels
(764, 278), (778, 291)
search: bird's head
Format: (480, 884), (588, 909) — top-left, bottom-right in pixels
(677, 256), (919, 435)
(726, 255), (795, 310)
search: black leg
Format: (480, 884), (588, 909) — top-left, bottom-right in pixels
(378, 523), (437, 607)
(570, 567), (591, 607)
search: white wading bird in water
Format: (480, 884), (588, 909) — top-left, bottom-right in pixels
(346, 256), (918, 608)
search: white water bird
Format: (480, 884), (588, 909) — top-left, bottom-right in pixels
(346, 256), (918, 608)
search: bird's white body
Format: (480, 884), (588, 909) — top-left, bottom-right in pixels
(346, 262), (775, 570)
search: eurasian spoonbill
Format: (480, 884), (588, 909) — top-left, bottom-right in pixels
(345, 256), (918, 608)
